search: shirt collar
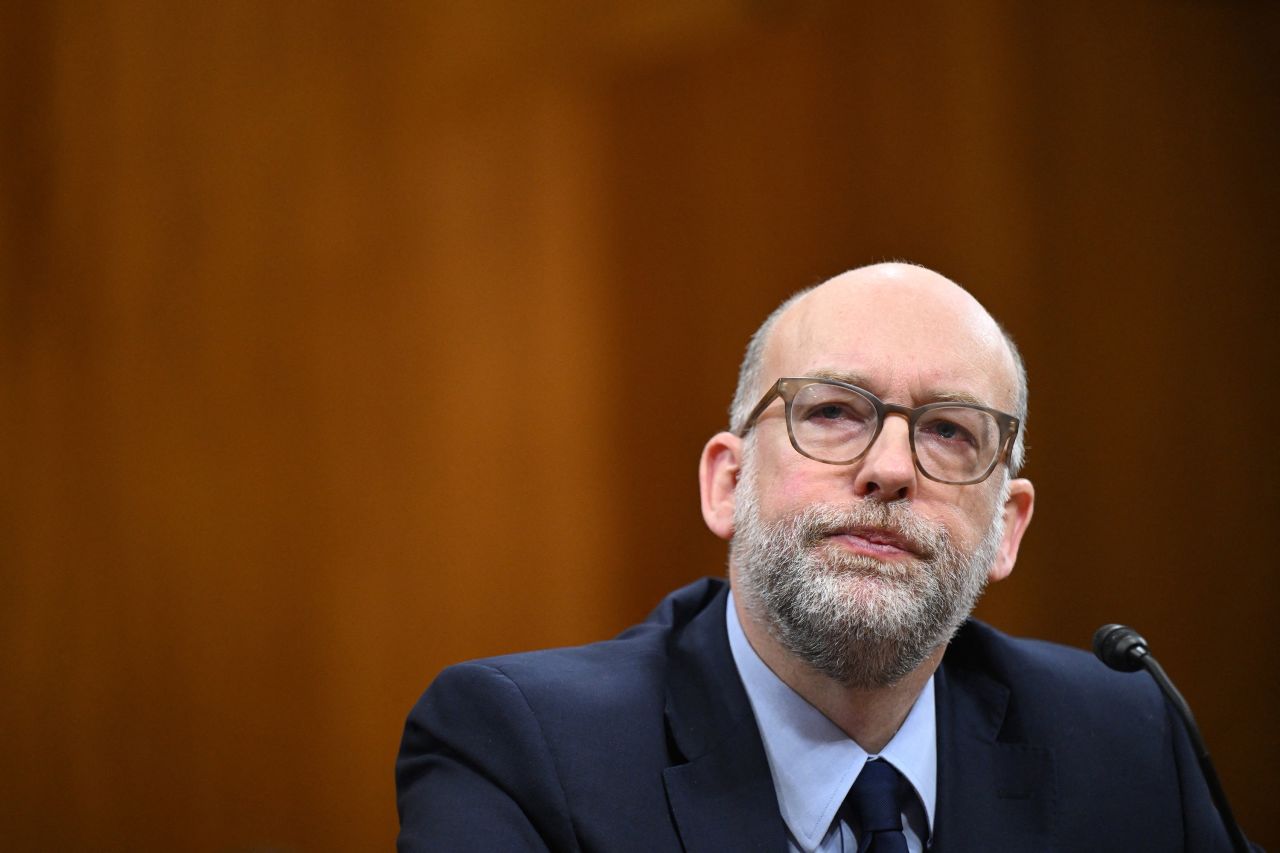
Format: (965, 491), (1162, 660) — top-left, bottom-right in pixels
(725, 591), (937, 852)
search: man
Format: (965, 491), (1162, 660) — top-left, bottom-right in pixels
(397, 263), (1239, 851)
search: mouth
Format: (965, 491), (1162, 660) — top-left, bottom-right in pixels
(822, 526), (925, 560)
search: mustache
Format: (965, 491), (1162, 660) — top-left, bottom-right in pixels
(789, 501), (947, 560)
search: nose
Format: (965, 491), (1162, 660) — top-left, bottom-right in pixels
(852, 414), (917, 501)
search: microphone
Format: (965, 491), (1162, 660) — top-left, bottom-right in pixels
(1092, 624), (1250, 853)
(1092, 623), (1149, 672)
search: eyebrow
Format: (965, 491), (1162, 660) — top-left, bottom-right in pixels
(806, 369), (990, 408)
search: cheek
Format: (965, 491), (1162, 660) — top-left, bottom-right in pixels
(943, 489), (1003, 547)
(756, 459), (853, 516)
(773, 471), (820, 504)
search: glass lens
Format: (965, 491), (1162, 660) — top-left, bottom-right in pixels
(913, 407), (1000, 482)
(788, 382), (878, 462)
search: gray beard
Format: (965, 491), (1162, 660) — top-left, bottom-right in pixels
(731, 461), (1005, 689)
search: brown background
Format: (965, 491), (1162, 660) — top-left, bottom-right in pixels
(3, 2), (1277, 850)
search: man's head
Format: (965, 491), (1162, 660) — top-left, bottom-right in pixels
(698, 263), (1035, 687)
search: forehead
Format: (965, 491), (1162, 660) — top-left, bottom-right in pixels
(764, 269), (1017, 409)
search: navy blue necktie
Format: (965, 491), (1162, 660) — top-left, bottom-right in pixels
(846, 758), (910, 853)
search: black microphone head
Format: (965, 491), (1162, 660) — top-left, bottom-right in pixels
(1092, 623), (1150, 672)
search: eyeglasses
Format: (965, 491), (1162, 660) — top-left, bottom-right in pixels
(736, 377), (1021, 485)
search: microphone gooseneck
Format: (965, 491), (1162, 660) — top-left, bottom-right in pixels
(1092, 624), (1250, 853)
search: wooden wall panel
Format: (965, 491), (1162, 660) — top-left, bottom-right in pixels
(2, 1), (1276, 849)
(1000, 5), (1280, 835)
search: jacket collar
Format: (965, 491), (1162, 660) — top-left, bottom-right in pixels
(661, 580), (788, 852)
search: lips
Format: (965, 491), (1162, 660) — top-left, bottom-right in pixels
(823, 525), (927, 559)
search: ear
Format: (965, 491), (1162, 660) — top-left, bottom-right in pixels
(699, 431), (742, 541)
(988, 477), (1034, 584)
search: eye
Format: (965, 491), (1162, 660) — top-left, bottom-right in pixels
(790, 384), (877, 435)
(918, 418), (977, 447)
(811, 403), (855, 421)
(932, 421), (961, 439)
(798, 400), (874, 428)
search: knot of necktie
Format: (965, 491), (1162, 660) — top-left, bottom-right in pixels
(846, 758), (910, 853)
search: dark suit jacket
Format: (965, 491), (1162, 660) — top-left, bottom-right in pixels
(396, 578), (1239, 851)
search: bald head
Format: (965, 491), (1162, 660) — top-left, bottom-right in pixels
(729, 263), (1028, 473)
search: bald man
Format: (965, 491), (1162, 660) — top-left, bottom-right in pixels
(397, 265), (1240, 852)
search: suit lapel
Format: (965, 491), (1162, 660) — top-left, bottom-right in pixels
(932, 628), (1057, 853)
(661, 583), (786, 853)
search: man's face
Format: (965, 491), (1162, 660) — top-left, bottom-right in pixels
(724, 268), (1029, 686)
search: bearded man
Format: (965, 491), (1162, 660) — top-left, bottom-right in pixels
(396, 264), (1243, 852)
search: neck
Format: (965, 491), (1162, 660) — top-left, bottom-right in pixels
(733, 590), (945, 754)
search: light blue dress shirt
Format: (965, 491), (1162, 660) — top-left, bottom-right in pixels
(726, 592), (936, 853)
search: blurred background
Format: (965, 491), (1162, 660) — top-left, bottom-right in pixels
(3, 1), (1277, 850)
